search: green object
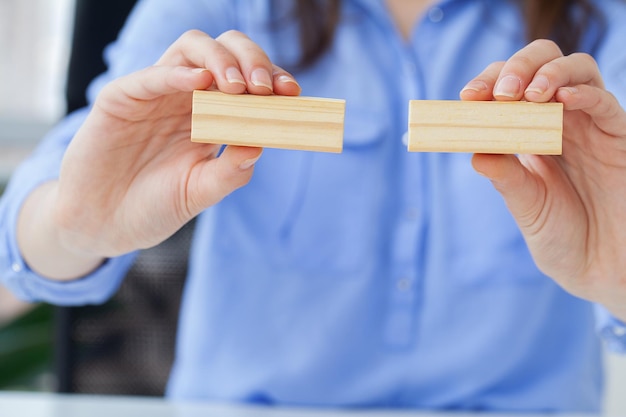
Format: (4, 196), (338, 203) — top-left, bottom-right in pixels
(0, 303), (54, 390)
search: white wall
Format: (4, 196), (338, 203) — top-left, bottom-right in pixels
(0, 0), (74, 123)
(0, 0), (74, 180)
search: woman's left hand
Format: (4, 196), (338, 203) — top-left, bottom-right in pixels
(461, 39), (626, 321)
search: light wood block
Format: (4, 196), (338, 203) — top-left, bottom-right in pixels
(408, 100), (562, 154)
(191, 90), (345, 153)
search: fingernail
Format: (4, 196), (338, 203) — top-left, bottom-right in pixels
(494, 75), (521, 98)
(239, 154), (262, 170)
(277, 74), (300, 86)
(461, 80), (488, 94)
(251, 68), (273, 90)
(225, 67), (246, 85)
(525, 75), (550, 95)
(562, 86), (578, 95)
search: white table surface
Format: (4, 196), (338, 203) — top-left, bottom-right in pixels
(0, 391), (600, 417)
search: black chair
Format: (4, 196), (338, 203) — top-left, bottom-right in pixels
(55, 221), (193, 395)
(56, 0), (192, 396)
(65, 0), (138, 113)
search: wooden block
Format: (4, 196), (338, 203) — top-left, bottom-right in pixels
(408, 100), (562, 154)
(191, 90), (345, 153)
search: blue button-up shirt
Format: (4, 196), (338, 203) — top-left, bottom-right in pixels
(2, 0), (626, 412)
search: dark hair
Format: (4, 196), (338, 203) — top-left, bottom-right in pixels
(523, 0), (603, 55)
(290, 0), (341, 69)
(290, 0), (605, 68)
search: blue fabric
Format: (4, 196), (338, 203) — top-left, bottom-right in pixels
(2, 0), (626, 412)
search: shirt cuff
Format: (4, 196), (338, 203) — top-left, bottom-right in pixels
(3, 251), (136, 306)
(594, 304), (626, 353)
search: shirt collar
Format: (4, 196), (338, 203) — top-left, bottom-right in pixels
(346, 0), (462, 22)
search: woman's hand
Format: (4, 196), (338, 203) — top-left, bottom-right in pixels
(18, 30), (300, 279)
(461, 39), (626, 321)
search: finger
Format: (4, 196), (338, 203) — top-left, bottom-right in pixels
(214, 32), (301, 96)
(471, 153), (546, 229)
(156, 30), (248, 94)
(524, 53), (605, 103)
(96, 66), (214, 119)
(156, 30), (300, 97)
(556, 84), (626, 137)
(104, 66), (213, 101)
(460, 61), (504, 101)
(272, 65), (301, 96)
(187, 145), (263, 214)
(492, 39), (564, 101)
(215, 30), (278, 95)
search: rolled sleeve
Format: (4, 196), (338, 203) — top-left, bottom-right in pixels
(2, 251), (136, 306)
(0, 109), (136, 306)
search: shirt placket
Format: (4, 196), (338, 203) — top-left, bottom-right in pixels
(381, 11), (434, 350)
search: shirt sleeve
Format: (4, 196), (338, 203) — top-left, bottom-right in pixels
(592, 2), (626, 354)
(86, 0), (240, 102)
(596, 0), (626, 105)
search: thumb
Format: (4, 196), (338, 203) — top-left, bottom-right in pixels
(471, 153), (546, 230)
(187, 145), (263, 215)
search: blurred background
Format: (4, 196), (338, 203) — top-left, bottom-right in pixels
(0, 0), (73, 392)
(0, 0), (72, 181)
(0, 0), (625, 413)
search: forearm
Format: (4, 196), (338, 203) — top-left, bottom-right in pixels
(16, 181), (104, 281)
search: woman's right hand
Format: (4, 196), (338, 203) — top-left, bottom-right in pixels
(17, 30), (300, 280)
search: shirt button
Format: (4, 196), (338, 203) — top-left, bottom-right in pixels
(405, 208), (419, 221)
(397, 278), (412, 292)
(12, 263), (22, 273)
(428, 7), (444, 23)
(405, 62), (417, 75)
(613, 326), (626, 337)
(401, 131), (409, 146)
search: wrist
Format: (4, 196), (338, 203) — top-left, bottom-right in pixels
(17, 181), (104, 281)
